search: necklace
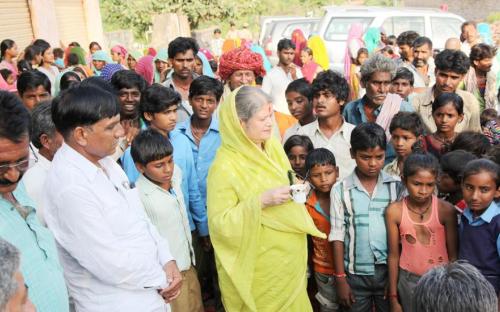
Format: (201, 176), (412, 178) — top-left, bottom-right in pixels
(190, 123), (208, 145)
(406, 199), (432, 221)
(432, 132), (456, 145)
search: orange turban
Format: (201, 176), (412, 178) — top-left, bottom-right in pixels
(218, 47), (266, 81)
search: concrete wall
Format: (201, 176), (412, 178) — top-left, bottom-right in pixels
(29, 0), (60, 47)
(29, 0), (105, 48)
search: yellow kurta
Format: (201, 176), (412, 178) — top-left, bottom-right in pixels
(207, 87), (325, 312)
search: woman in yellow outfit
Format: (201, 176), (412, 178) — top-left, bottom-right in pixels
(307, 35), (330, 71)
(207, 86), (325, 312)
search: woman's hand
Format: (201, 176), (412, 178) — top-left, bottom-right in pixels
(260, 186), (291, 208)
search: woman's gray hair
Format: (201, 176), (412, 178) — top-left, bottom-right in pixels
(414, 261), (498, 312)
(235, 86), (272, 121)
(360, 53), (397, 84)
(0, 239), (20, 311)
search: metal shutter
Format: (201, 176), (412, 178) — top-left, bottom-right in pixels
(54, 0), (88, 48)
(0, 0), (34, 49)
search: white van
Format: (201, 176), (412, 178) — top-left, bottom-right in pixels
(317, 6), (465, 71)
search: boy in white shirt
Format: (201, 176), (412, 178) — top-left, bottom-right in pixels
(132, 128), (204, 312)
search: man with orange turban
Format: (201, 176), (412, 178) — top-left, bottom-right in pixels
(218, 47), (266, 92)
(218, 47), (295, 138)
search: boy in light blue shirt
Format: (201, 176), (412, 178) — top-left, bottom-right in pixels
(330, 123), (402, 312)
(175, 75), (224, 309)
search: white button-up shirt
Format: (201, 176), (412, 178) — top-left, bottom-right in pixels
(282, 122), (302, 144)
(44, 143), (173, 312)
(22, 153), (51, 225)
(298, 119), (356, 180)
(262, 66), (303, 115)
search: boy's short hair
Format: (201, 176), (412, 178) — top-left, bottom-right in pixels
(53, 48), (64, 59)
(168, 37), (199, 59)
(311, 70), (349, 103)
(389, 112), (424, 137)
(111, 70), (147, 93)
(131, 128), (173, 166)
(67, 53), (79, 66)
(393, 67), (414, 86)
(139, 84), (181, 121)
(214, 28), (222, 34)
(284, 135), (314, 155)
(440, 150), (477, 184)
(305, 148), (336, 173)
(286, 78), (312, 102)
(189, 76), (224, 102)
(480, 108), (497, 127)
(351, 122), (386, 153)
(434, 49), (470, 75)
(277, 39), (295, 52)
(449, 131), (490, 157)
(17, 70), (51, 97)
(485, 145), (500, 166)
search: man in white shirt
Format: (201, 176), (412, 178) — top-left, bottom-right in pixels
(298, 70), (356, 179)
(22, 101), (63, 225)
(262, 39), (303, 115)
(44, 85), (182, 312)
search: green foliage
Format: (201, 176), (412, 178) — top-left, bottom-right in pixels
(101, 0), (265, 40)
(364, 0), (394, 6)
(486, 12), (500, 23)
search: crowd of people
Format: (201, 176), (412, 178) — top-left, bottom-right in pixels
(0, 18), (499, 312)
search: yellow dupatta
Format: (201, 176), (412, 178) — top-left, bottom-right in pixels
(207, 87), (325, 311)
(307, 35), (330, 70)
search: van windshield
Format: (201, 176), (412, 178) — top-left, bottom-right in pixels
(324, 17), (373, 41)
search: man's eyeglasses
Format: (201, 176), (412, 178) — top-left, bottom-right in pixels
(0, 159), (30, 175)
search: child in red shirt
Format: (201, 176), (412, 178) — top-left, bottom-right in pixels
(305, 148), (339, 311)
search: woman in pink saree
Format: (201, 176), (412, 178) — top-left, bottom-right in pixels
(0, 39), (19, 85)
(291, 29), (308, 67)
(344, 23), (365, 84)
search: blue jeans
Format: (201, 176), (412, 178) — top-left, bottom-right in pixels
(345, 264), (389, 312)
(314, 272), (339, 312)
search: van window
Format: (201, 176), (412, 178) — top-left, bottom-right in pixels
(282, 21), (318, 38)
(431, 17), (463, 49)
(324, 17), (373, 41)
(382, 17), (425, 36)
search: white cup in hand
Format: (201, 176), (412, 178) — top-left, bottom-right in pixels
(290, 183), (308, 203)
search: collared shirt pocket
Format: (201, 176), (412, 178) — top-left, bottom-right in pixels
(104, 188), (143, 236)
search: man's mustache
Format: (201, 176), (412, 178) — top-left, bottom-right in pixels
(0, 175), (22, 186)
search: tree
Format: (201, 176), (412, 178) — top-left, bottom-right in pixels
(101, 0), (264, 40)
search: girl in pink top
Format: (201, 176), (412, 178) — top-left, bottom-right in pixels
(386, 153), (458, 312)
